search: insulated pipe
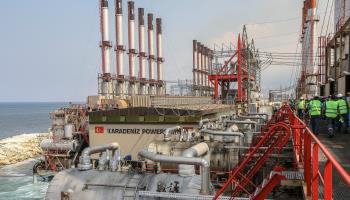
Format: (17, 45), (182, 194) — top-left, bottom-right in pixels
(224, 120), (257, 125)
(198, 114), (228, 128)
(156, 18), (163, 81)
(247, 112), (269, 117)
(78, 143), (120, 170)
(199, 129), (244, 137)
(239, 115), (266, 121)
(200, 129), (243, 144)
(40, 139), (78, 151)
(163, 126), (181, 141)
(179, 143), (209, 177)
(138, 8), (146, 79)
(138, 149), (210, 195)
(193, 40), (197, 86)
(115, 0), (124, 76)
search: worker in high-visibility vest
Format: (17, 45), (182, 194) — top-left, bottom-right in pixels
(308, 96), (322, 135)
(297, 97), (306, 119)
(336, 94), (349, 134)
(325, 95), (338, 137)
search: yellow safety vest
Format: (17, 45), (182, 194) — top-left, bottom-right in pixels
(337, 99), (348, 115)
(325, 100), (338, 118)
(298, 100), (305, 109)
(309, 99), (321, 116)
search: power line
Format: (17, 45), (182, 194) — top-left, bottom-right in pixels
(245, 17), (300, 26)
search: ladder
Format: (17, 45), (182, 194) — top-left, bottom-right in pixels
(213, 106), (293, 200)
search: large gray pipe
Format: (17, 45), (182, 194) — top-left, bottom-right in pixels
(138, 149), (210, 195)
(78, 143), (120, 170)
(163, 126), (181, 141)
(179, 143), (209, 177)
(199, 129), (243, 137)
(224, 120), (257, 126)
(198, 115), (227, 128)
(200, 129), (243, 143)
(247, 113), (269, 120)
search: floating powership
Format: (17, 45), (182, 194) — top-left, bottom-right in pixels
(32, 0), (350, 200)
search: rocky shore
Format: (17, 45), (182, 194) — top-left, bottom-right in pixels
(0, 133), (48, 166)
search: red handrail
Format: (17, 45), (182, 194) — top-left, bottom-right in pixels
(213, 104), (350, 200)
(286, 105), (350, 200)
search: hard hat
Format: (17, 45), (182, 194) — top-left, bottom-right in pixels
(337, 94), (343, 98)
(300, 97), (304, 100)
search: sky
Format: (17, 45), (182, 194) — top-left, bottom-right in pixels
(0, 0), (330, 102)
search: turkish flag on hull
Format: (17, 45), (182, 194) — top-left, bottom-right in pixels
(95, 126), (104, 134)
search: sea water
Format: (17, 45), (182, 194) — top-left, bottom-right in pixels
(0, 102), (68, 200)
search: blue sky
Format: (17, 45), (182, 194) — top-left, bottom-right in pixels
(0, 0), (326, 101)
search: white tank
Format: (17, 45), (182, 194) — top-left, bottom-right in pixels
(64, 124), (74, 139)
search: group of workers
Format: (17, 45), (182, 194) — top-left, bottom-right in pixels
(295, 94), (349, 137)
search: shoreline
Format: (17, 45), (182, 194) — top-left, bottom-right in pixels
(0, 133), (49, 166)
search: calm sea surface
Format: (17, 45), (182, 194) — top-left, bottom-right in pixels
(0, 102), (68, 200)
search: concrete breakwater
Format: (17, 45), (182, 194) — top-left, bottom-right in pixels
(0, 133), (48, 166)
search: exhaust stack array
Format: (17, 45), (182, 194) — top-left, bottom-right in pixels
(97, 0), (166, 98)
(192, 40), (213, 96)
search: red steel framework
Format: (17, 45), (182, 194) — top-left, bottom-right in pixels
(213, 104), (350, 200)
(208, 33), (255, 103)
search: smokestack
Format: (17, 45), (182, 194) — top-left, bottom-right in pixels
(128, 1), (136, 78)
(205, 47), (208, 88)
(193, 40), (197, 87)
(115, 0), (125, 97)
(128, 1), (137, 95)
(138, 8), (147, 94)
(309, 0), (316, 9)
(201, 44), (205, 89)
(147, 13), (155, 94)
(156, 18), (163, 81)
(100, 0), (112, 74)
(115, 0), (124, 76)
(138, 8), (146, 79)
(208, 50), (213, 88)
(197, 43), (202, 89)
(99, 0), (112, 96)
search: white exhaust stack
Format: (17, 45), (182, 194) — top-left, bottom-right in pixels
(115, 0), (125, 97)
(138, 8), (147, 95)
(99, 0), (113, 97)
(127, 1), (137, 95)
(156, 18), (164, 95)
(197, 43), (202, 92)
(193, 40), (197, 94)
(209, 49), (213, 90)
(148, 13), (156, 95)
(204, 47), (208, 90)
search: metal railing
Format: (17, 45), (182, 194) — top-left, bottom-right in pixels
(213, 104), (350, 200)
(287, 105), (350, 200)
